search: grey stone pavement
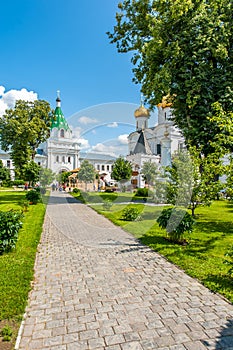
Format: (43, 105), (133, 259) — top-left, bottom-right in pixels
(16, 191), (233, 350)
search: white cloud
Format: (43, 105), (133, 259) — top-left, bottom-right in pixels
(118, 134), (129, 145)
(79, 138), (90, 150)
(78, 116), (98, 125)
(92, 143), (106, 153)
(0, 86), (38, 117)
(91, 142), (128, 156)
(107, 122), (118, 128)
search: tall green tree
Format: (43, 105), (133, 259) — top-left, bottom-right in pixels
(108, 0), (233, 155)
(77, 160), (96, 191)
(111, 156), (132, 187)
(0, 99), (52, 178)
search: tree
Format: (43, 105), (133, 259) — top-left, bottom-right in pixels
(39, 168), (56, 187)
(111, 156), (132, 188)
(77, 160), (96, 191)
(165, 149), (223, 216)
(0, 99), (52, 178)
(141, 160), (159, 186)
(0, 160), (11, 186)
(108, 0), (233, 156)
(23, 161), (40, 186)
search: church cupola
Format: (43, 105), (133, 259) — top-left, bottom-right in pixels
(134, 96), (150, 131)
(51, 91), (70, 132)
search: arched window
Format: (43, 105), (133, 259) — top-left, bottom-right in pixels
(60, 129), (65, 138)
(68, 156), (71, 163)
(62, 156), (65, 163)
(56, 156), (59, 162)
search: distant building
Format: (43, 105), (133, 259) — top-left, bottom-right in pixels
(127, 97), (184, 188)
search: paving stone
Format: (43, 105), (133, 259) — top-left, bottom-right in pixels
(121, 341), (143, 350)
(105, 333), (125, 345)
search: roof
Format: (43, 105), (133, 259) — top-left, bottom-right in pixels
(133, 130), (153, 155)
(51, 106), (70, 131)
(79, 152), (116, 162)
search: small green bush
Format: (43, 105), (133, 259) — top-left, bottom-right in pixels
(0, 210), (23, 254)
(72, 188), (80, 194)
(1, 324), (13, 341)
(13, 179), (25, 186)
(122, 207), (141, 221)
(102, 200), (113, 210)
(25, 189), (41, 204)
(135, 188), (154, 197)
(157, 207), (194, 243)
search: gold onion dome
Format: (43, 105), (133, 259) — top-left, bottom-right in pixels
(134, 104), (150, 118)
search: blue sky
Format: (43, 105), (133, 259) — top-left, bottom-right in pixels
(0, 0), (157, 156)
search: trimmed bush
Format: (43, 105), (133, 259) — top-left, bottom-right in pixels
(122, 207), (141, 221)
(0, 210), (23, 254)
(157, 207), (194, 243)
(25, 189), (41, 204)
(135, 188), (149, 197)
(102, 200), (113, 210)
(72, 188), (80, 194)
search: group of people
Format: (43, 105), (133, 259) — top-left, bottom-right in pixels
(51, 183), (67, 192)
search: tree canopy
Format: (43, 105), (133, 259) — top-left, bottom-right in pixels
(77, 160), (96, 191)
(0, 99), (52, 178)
(108, 0), (233, 155)
(111, 156), (132, 182)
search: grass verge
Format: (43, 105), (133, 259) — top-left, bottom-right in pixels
(0, 190), (48, 349)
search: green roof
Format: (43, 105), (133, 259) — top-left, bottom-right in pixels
(51, 106), (70, 131)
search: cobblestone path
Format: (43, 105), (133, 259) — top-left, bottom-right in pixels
(16, 191), (233, 350)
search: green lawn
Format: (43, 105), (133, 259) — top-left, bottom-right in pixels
(82, 193), (233, 303)
(0, 190), (48, 346)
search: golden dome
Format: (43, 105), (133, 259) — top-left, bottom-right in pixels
(134, 105), (150, 118)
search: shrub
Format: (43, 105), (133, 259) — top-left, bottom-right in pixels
(135, 188), (150, 197)
(122, 207), (141, 221)
(157, 207), (195, 243)
(1, 325), (13, 341)
(72, 188), (80, 194)
(0, 210), (23, 254)
(102, 200), (113, 210)
(19, 200), (30, 212)
(25, 189), (41, 204)
(13, 179), (25, 187)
